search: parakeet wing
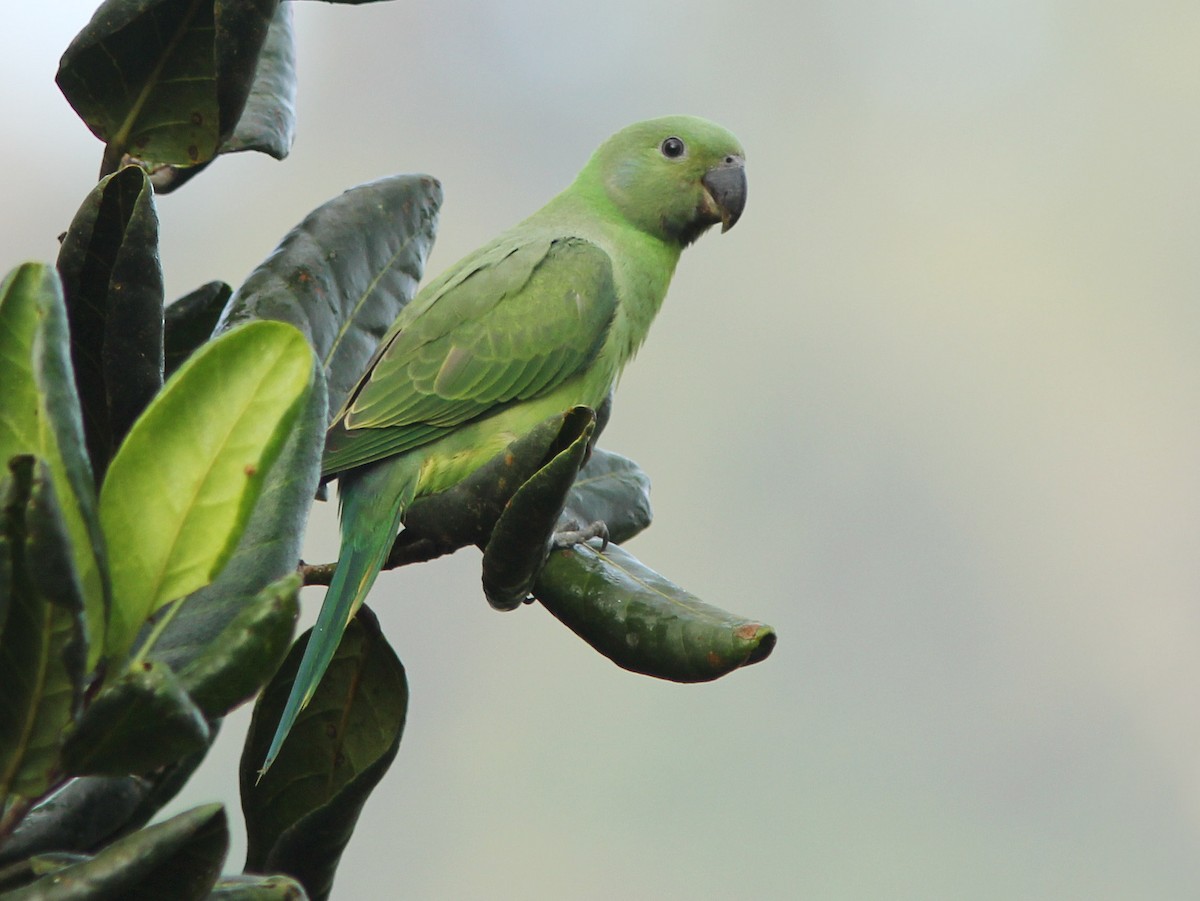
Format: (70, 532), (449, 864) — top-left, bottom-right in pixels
(323, 236), (617, 474)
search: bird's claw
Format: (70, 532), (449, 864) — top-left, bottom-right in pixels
(552, 519), (609, 551)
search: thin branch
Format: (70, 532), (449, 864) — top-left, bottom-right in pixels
(298, 533), (463, 587)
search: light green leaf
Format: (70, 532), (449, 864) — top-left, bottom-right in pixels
(0, 263), (108, 671)
(99, 320), (314, 664)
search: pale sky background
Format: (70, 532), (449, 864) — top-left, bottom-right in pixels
(6, 2), (1200, 899)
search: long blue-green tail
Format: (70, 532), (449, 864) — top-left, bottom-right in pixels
(259, 459), (418, 777)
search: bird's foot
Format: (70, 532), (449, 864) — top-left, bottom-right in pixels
(552, 519), (610, 551)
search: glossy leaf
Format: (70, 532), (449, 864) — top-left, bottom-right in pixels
(481, 413), (595, 610)
(99, 320), (314, 664)
(242, 606), (406, 901)
(176, 573), (301, 719)
(219, 1), (296, 160)
(164, 281), (231, 377)
(2, 803), (228, 900)
(56, 166), (164, 482)
(218, 174), (442, 418)
(0, 264), (108, 671)
(61, 661), (210, 777)
(559, 448), (653, 545)
(139, 363), (324, 674)
(0, 775), (149, 866)
(535, 543), (777, 682)
(0, 458), (87, 802)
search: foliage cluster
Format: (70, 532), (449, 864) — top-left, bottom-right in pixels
(0, 3), (774, 897)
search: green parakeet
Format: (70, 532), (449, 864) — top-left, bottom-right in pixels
(262, 115), (747, 773)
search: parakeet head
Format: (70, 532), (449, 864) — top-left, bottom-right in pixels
(579, 115), (747, 246)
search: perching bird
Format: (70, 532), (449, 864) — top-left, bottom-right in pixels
(262, 116), (747, 773)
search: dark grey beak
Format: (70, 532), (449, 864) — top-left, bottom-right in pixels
(702, 156), (747, 232)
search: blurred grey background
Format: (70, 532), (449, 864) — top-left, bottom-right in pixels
(7, 2), (1200, 898)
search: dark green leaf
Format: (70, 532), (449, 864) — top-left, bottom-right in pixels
(57, 0), (223, 172)
(0, 264), (108, 672)
(164, 281), (231, 377)
(218, 174), (442, 418)
(559, 448), (653, 545)
(535, 543), (777, 682)
(214, 0), (280, 139)
(481, 413), (595, 610)
(209, 873), (309, 900)
(399, 406), (597, 557)
(56, 0), (282, 176)
(219, 1), (296, 160)
(56, 166), (164, 483)
(1, 803), (228, 901)
(0, 722), (218, 867)
(176, 573), (301, 718)
(61, 661), (210, 777)
(0, 775), (149, 866)
(138, 363), (324, 673)
(242, 607), (406, 901)
(0, 458), (88, 802)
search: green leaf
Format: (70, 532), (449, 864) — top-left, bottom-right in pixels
(99, 320), (314, 664)
(399, 406), (597, 558)
(137, 362), (324, 675)
(219, 1), (296, 160)
(56, 0), (283, 176)
(219, 174), (442, 418)
(481, 412), (595, 610)
(57, 0), (222, 172)
(1, 803), (228, 900)
(60, 660), (210, 777)
(0, 264), (108, 671)
(209, 873), (309, 900)
(0, 458), (87, 803)
(0, 725), (218, 871)
(164, 281), (230, 377)
(242, 606), (406, 901)
(0, 775), (150, 866)
(56, 166), (164, 483)
(560, 448), (653, 545)
(535, 543), (777, 682)
(176, 573), (301, 719)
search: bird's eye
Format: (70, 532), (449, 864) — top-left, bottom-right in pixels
(660, 136), (686, 159)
